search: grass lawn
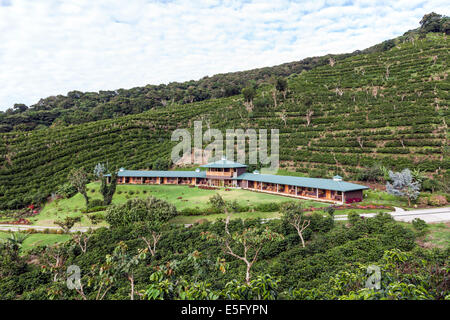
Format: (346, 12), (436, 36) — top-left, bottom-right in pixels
(398, 221), (450, 249)
(32, 183), (328, 227)
(0, 231), (71, 252)
(422, 222), (450, 249)
(361, 189), (409, 207)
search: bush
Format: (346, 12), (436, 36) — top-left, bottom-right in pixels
(56, 183), (77, 199)
(254, 202), (280, 212)
(208, 194), (225, 213)
(412, 218), (428, 236)
(88, 199), (104, 208)
(428, 195), (447, 206)
(348, 212), (361, 225)
(81, 206), (107, 213)
(106, 196), (177, 227)
(324, 205), (336, 217)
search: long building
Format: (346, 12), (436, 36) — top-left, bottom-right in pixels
(111, 158), (369, 204)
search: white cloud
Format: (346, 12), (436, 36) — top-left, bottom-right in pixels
(0, 0), (448, 110)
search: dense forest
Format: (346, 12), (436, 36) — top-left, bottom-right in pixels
(1, 13), (448, 132)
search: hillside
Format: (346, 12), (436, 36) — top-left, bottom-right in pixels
(0, 32), (449, 209)
(1, 13), (448, 132)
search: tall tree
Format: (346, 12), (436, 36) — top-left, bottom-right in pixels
(242, 86), (255, 111)
(275, 77), (288, 99)
(95, 163), (118, 205)
(68, 168), (90, 207)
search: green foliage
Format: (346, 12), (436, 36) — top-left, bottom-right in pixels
(412, 218), (429, 236)
(0, 240), (26, 277)
(100, 170), (118, 206)
(106, 196), (177, 227)
(1, 208), (447, 300)
(54, 216), (82, 233)
(56, 183), (77, 199)
(241, 86), (255, 102)
(67, 168), (90, 208)
(153, 158), (171, 171)
(420, 12), (449, 34)
(208, 194), (226, 213)
(324, 205), (336, 217)
(87, 199), (104, 208)
(1, 28), (448, 210)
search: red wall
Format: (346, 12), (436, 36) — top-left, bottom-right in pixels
(344, 190), (363, 203)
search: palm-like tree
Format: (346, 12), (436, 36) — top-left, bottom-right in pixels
(7, 232), (29, 249)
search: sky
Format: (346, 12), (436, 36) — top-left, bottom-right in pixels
(0, 0), (448, 111)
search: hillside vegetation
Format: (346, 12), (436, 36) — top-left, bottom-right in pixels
(1, 12), (448, 132)
(1, 212), (448, 300)
(0, 32), (449, 209)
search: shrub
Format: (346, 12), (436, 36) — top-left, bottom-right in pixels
(428, 195), (447, 206)
(56, 183), (77, 199)
(88, 199), (104, 208)
(81, 206), (107, 213)
(106, 196), (177, 227)
(348, 212), (361, 225)
(208, 194), (225, 213)
(324, 205), (336, 217)
(412, 218), (428, 236)
(254, 202), (280, 212)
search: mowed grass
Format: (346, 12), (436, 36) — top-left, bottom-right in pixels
(423, 222), (450, 249)
(33, 182), (328, 227)
(362, 189), (409, 207)
(0, 231), (71, 252)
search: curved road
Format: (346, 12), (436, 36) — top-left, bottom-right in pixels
(334, 206), (450, 223)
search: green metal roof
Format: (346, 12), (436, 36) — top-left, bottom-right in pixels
(200, 158), (247, 168)
(233, 173), (368, 192)
(115, 170), (207, 178)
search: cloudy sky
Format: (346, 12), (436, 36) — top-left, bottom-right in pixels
(0, 0), (448, 110)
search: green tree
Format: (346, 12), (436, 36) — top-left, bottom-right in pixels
(206, 214), (283, 284)
(106, 196), (177, 227)
(0, 239), (26, 277)
(275, 77), (288, 99)
(106, 241), (147, 300)
(95, 163), (118, 205)
(420, 12), (443, 33)
(208, 193), (226, 212)
(68, 168), (90, 208)
(153, 158), (171, 170)
(242, 86), (255, 103)
(54, 216), (81, 233)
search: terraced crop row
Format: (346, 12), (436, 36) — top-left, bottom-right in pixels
(0, 33), (448, 209)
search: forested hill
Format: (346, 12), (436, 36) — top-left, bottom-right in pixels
(1, 13), (448, 133)
(0, 30), (448, 209)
